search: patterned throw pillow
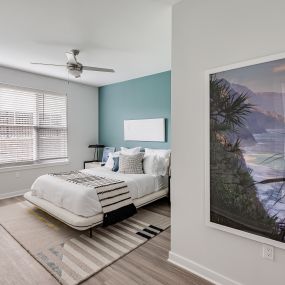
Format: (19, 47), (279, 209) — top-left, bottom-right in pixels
(119, 153), (144, 174)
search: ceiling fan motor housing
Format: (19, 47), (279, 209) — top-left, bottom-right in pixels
(67, 62), (82, 78)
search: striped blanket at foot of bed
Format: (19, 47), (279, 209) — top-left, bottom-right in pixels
(50, 171), (137, 226)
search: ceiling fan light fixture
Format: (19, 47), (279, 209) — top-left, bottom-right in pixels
(68, 68), (82, 78)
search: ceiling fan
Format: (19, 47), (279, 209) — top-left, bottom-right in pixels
(31, 49), (115, 78)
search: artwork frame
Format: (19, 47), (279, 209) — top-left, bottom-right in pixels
(205, 52), (285, 249)
(124, 118), (165, 142)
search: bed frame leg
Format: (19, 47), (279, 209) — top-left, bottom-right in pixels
(89, 228), (93, 238)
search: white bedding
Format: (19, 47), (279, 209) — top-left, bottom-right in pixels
(31, 167), (168, 218)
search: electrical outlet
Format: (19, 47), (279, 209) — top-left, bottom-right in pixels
(15, 172), (20, 178)
(262, 244), (274, 260)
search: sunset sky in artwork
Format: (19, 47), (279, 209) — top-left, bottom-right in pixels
(215, 57), (285, 93)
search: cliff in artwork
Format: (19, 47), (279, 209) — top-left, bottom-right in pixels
(210, 77), (278, 238)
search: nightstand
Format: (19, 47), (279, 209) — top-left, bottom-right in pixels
(84, 161), (102, 169)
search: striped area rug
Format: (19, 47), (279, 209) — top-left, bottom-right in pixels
(0, 201), (170, 285)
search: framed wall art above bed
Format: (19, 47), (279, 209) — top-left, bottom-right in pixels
(124, 118), (165, 142)
(205, 52), (285, 249)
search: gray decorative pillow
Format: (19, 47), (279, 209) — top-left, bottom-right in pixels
(119, 153), (144, 174)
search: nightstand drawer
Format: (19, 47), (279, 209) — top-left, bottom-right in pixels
(84, 161), (102, 169)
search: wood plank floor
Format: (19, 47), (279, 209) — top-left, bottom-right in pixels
(0, 197), (212, 285)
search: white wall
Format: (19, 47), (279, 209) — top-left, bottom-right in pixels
(170, 1), (285, 285)
(0, 66), (98, 198)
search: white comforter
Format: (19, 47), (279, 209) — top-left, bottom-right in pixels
(31, 167), (167, 217)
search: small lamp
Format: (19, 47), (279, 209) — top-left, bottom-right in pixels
(88, 144), (105, 162)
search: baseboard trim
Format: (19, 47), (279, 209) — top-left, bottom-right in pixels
(0, 189), (27, 200)
(168, 251), (242, 285)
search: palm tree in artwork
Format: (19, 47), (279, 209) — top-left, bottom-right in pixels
(210, 75), (252, 146)
(210, 76), (252, 169)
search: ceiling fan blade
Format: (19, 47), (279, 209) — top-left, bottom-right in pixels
(31, 62), (66, 67)
(65, 52), (77, 64)
(82, 66), (115, 73)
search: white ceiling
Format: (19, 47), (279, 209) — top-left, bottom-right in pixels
(0, 0), (178, 87)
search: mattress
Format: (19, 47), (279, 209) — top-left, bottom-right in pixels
(31, 167), (168, 218)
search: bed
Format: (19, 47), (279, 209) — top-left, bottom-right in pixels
(24, 166), (169, 236)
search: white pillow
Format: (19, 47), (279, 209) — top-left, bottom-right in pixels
(144, 149), (171, 176)
(143, 154), (168, 176)
(144, 148), (171, 159)
(120, 147), (141, 155)
(105, 151), (120, 169)
(143, 155), (158, 175)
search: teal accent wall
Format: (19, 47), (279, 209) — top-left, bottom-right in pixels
(99, 71), (171, 149)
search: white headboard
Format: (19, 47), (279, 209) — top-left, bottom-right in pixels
(124, 118), (165, 142)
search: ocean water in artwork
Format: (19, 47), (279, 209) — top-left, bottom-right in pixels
(210, 58), (285, 242)
(243, 129), (285, 220)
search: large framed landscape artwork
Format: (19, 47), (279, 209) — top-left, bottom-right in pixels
(206, 54), (285, 248)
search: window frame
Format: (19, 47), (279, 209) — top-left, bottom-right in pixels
(0, 83), (69, 170)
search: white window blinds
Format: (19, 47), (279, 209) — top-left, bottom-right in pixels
(0, 84), (68, 167)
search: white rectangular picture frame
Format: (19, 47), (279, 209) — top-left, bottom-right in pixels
(124, 118), (165, 142)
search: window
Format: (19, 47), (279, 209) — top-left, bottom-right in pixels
(0, 84), (68, 168)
